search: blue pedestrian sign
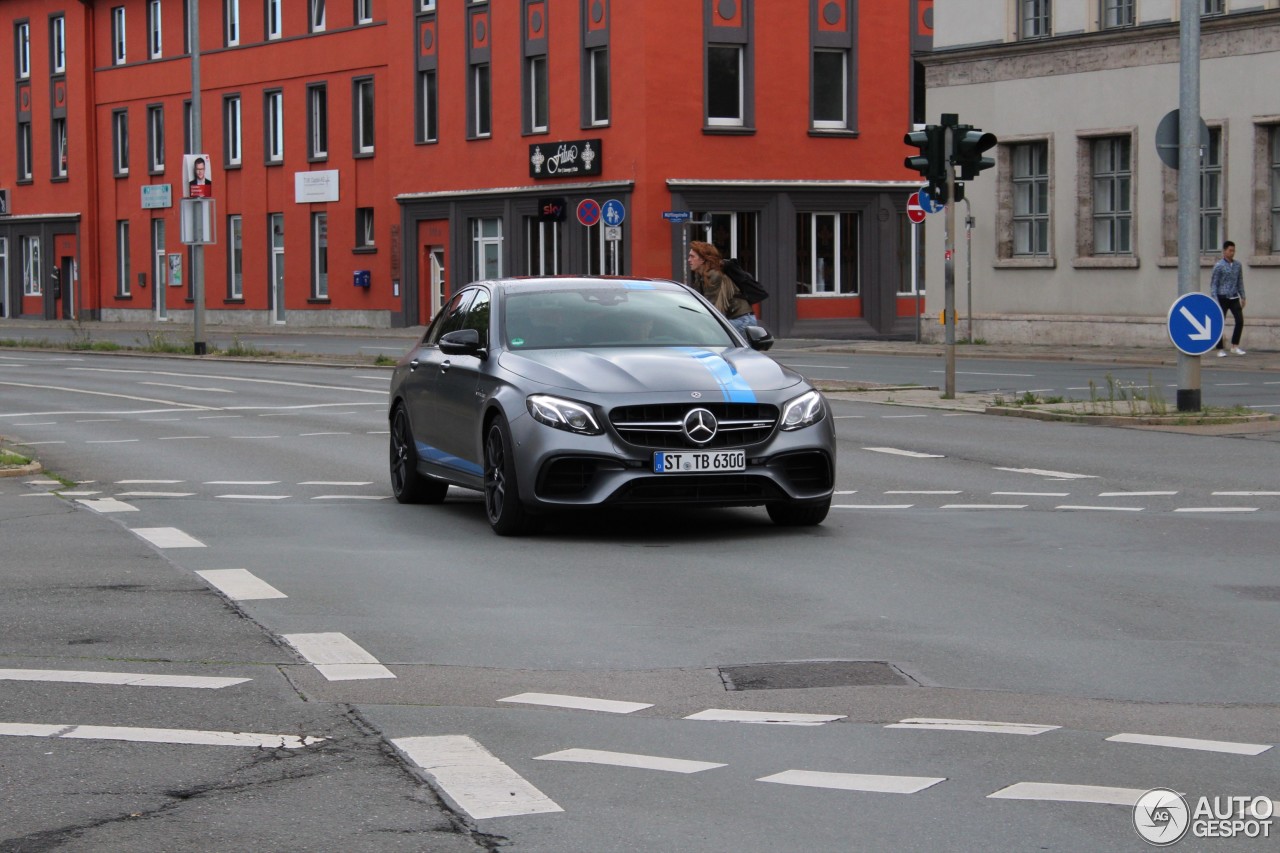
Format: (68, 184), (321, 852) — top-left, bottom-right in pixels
(1167, 292), (1224, 356)
(917, 187), (945, 214)
(602, 199), (625, 227)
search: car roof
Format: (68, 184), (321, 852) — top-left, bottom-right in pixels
(472, 276), (687, 294)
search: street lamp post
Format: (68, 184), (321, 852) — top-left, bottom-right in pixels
(188, 0), (206, 356)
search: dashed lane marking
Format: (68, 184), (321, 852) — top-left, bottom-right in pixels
(300, 481), (375, 486)
(394, 735), (563, 820)
(312, 495), (389, 500)
(1106, 733), (1272, 755)
(1214, 491), (1280, 497)
(684, 710), (846, 726)
(1098, 491), (1177, 497)
(988, 782), (1147, 806)
(498, 693), (653, 714)
(994, 491), (1069, 497)
(940, 504), (1027, 510)
(886, 718), (1060, 736)
(1056, 505), (1143, 512)
(205, 480), (281, 485)
(131, 527), (207, 549)
(994, 466), (1097, 480)
(117, 479), (184, 484)
(832, 504), (914, 510)
(759, 769), (945, 795)
(535, 748), (725, 774)
(197, 569), (288, 601)
(0, 669), (249, 689)
(0, 722), (323, 749)
(886, 490), (960, 495)
(116, 491), (196, 498)
(1174, 507), (1258, 513)
(216, 494), (290, 500)
(864, 447), (945, 458)
(281, 632), (395, 681)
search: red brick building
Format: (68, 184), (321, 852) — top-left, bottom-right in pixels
(2, 0), (932, 338)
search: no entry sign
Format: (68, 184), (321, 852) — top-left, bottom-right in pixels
(907, 192), (926, 224)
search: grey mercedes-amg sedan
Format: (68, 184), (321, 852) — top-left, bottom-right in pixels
(388, 276), (835, 535)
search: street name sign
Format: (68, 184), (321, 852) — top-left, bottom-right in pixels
(662, 211), (692, 223)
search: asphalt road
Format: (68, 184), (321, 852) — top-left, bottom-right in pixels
(2, 350), (1277, 851)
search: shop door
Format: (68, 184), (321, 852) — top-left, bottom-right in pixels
(153, 220), (167, 320)
(270, 214), (285, 324)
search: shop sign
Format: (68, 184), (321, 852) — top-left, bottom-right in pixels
(529, 139), (602, 179)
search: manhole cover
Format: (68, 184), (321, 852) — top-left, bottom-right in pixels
(1219, 585), (1280, 602)
(719, 661), (918, 691)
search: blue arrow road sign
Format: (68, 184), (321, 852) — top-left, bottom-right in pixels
(917, 187), (945, 214)
(1167, 292), (1225, 356)
(602, 199), (625, 226)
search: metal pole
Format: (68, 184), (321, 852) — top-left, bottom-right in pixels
(1176, 0), (1200, 410)
(943, 124), (956, 399)
(912, 221), (921, 343)
(963, 197), (974, 343)
(189, 0), (206, 356)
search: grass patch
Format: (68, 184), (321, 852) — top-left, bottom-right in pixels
(373, 354), (397, 366)
(222, 336), (265, 358)
(0, 448), (32, 466)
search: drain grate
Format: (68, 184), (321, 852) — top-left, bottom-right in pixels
(719, 661), (918, 691)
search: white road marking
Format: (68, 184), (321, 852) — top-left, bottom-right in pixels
(886, 718), (1060, 735)
(117, 479), (184, 484)
(140, 382), (234, 393)
(1174, 507), (1258, 513)
(299, 432), (351, 437)
(354, 375), (391, 381)
(393, 735), (563, 820)
(230, 435), (282, 440)
(941, 504), (1027, 510)
(0, 380), (216, 411)
(76, 498), (138, 513)
(886, 490), (961, 495)
(535, 748), (725, 774)
(834, 490), (857, 495)
(26, 479), (62, 486)
(131, 527), (207, 548)
(1056, 505), (1143, 512)
(993, 491), (1070, 497)
(1106, 733), (1272, 755)
(157, 435), (210, 440)
(216, 494), (290, 500)
(11, 422), (58, 426)
(882, 414), (927, 419)
(312, 495), (389, 500)
(759, 769), (945, 794)
(68, 366), (389, 397)
(0, 669), (249, 689)
(684, 709), (845, 725)
(198, 415), (242, 420)
(995, 466), (1097, 479)
(300, 481), (375, 486)
(864, 447), (945, 458)
(196, 569), (288, 601)
(11, 440), (65, 446)
(988, 782), (1148, 806)
(833, 415), (865, 419)
(205, 480), (281, 485)
(116, 491), (195, 498)
(1213, 491), (1280, 497)
(0, 722), (322, 749)
(56, 490), (100, 497)
(498, 693), (652, 714)
(931, 370), (1034, 377)
(1098, 491), (1177, 497)
(832, 504), (914, 510)
(77, 418), (122, 423)
(281, 632), (395, 681)
(86, 439), (140, 444)
(140, 418), (181, 422)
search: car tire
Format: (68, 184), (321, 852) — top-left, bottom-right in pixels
(390, 405), (448, 504)
(484, 417), (537, 536)
(766, 497), (831, 527)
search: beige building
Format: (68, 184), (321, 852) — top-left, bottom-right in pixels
(921, 0), (1279, 349)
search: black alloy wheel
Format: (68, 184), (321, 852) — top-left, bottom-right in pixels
(484, 418), (536, 535)
(390, 405), (447, 504)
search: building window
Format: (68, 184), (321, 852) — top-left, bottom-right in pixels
(527, 55), (549, 134)
(311, 213), (329, 299)
(812, 49), (848, 130)
(224, 95), (242, 166)
(796, 212), (858, 295)
(148, 0), (163, 59)
(356, 208), (375, 248)
(113, 109), (129, 176)
(147, 105), (165, 173)
(225, 0), (240, 46)
(1202, 0), (1225, 15)
(523, 217), (561, 274)
(51, 16), (65, 74)
(310, 0), (326, 33)
(418, 70), (438, 143)
(228, 215), (243, 299)
(694, 210), (759, 275)
(53, 117), (68, 178)
(21, 236), (41, 297)
(1101, 0), (1134, 28)
(265, 89), (284, 164)
(269, 213), (285, 320)
(356, 0), (373, 25)
(471, 63), (491, 138)
(1270, 127), (1280, 253)
(308, 84), (328, 160)
(471, 217), (502, 280)
(587, 46), (609, 126)
(1093, 137), (1131, 254)
(17, 121), (33, 182)
(1013, 141), (1051, 256)
(266, 0), (282, 40)
(112, 7), (127, 64)
(707, 45), (744, 127)
(16, 21), (30, 79)
(117, 221), (131, 297)
(1200, 127), (1223, 253)
(1019, 0), (1051, 39)
(421, 0), (436, 10)
(354, 77), (374, 155)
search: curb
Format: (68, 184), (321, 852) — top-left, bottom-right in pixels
(0, 461), (43, 478)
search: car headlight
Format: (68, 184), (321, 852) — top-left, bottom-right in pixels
(527, 394), (603, 435)
(780, 389), (825, 430)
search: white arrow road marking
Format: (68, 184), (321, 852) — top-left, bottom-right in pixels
(394, 735), (563, 820)
(886, 718), (1060, 735)
(1107, 733), (1272, 755)
(498, 693), (652, 714)
(535, 748), (725, 774)
(684, 709), (846, 726)
(988, 782), (1148, 806)
(0, 669), (249, 689)
(282, 632), (395, 681)
(197, 569), (288, 601)
(759, 770), (945, 794)
(1179, 305), (1214, 340)
(0, 722), (322, 749)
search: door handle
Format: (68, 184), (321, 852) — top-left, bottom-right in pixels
(440, 360), (451, 373)
(408, 359), (420, 371)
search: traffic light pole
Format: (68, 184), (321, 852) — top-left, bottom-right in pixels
(188, 0), (206, 356)
(942, 124), (957, 399)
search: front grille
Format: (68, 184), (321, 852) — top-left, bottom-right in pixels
(607, 474), (785, 506)
(610, 402), (778, 450)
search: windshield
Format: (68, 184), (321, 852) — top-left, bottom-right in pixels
(503, 286), (736, 350)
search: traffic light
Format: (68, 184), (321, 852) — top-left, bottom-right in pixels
(953, 125), (998, 181)
(904, 125), (947, 204)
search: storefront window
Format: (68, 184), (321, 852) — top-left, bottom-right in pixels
(796, 212), (859, 295)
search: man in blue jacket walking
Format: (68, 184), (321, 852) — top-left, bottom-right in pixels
(1211, 240), (1246, 357)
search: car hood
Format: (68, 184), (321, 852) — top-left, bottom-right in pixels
(498, 347), (805, 398)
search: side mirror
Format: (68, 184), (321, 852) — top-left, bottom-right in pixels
(743, 325), (774, 352)
(439, 328), (487, 359)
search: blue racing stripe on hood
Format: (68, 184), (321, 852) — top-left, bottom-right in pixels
(678, 348), (757, 403)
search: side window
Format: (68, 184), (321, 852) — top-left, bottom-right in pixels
(464, 288), (491, 344)
(425, 290), (476, 345)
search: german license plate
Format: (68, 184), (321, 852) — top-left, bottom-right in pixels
(653, 450), (746, 474)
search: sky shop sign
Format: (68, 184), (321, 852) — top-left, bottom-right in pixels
(529, 139), (602, 179)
